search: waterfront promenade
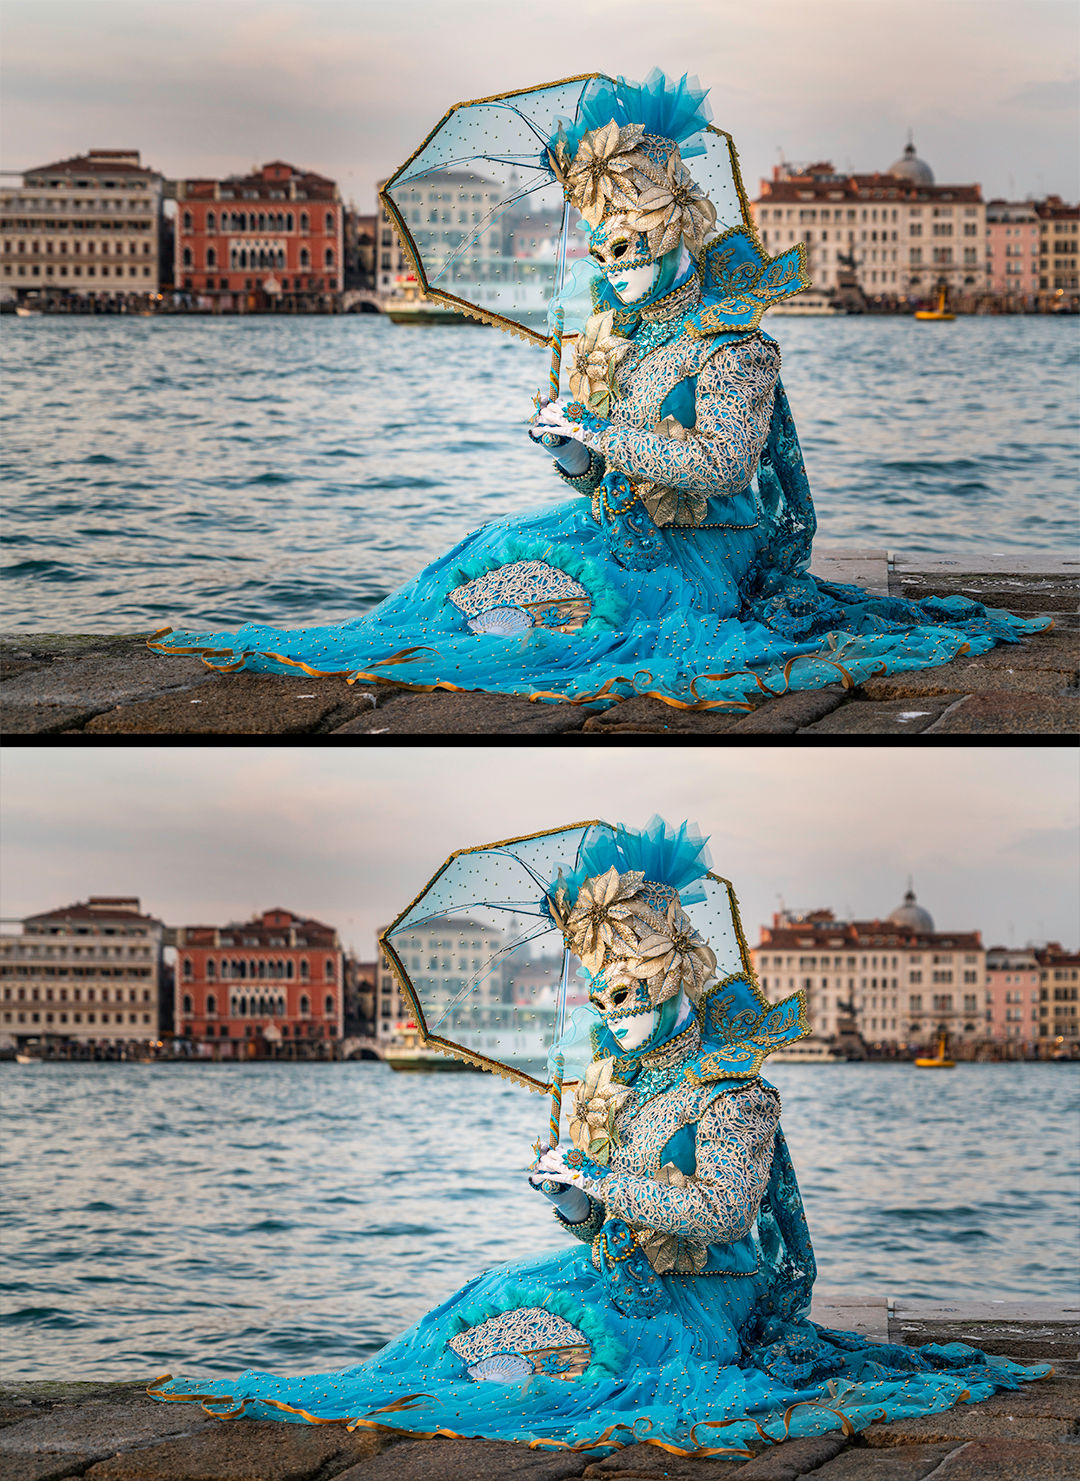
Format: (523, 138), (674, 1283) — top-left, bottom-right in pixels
(2, 1302), (1077, 1480)
(3, 552), (1076, 736)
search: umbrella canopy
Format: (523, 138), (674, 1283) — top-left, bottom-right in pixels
(379, 820), (771, 1092)
(379, 73), (758, 345)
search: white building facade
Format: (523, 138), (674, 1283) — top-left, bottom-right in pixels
(752, 891), (987, 1049)
(753, 144), (986, 302)
(0, 897), (164, 1051)
(0, 150), (162, 304)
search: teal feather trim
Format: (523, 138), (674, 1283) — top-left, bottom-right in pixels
(444, 536), (627, 635)
(444, 1281), (627, 1380)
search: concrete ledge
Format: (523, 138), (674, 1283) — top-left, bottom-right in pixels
(3, 554), (1076, 737)
(1, 1308), (1077, 1481)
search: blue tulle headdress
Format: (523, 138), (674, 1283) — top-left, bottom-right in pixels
(555, 69), (714, 160)
(553, 815), (713, 910)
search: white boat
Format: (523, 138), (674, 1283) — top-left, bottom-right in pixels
(383, 1047), (480, 1073)
(14, 305), (43, 318)
(767, 292), (843, 317)
(770, 1040), (841, 1063)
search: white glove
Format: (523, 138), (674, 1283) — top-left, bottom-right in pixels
(528, 1145), (591, 1223)
(528, 399), (592, 476)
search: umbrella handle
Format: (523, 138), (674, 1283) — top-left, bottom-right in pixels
(549, 306), (564, 403)
(548, 1052), (564, 1149)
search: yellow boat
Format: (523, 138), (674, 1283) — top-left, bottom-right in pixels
(915, 1033), (955, 1068)
(915, 287), (955, 322)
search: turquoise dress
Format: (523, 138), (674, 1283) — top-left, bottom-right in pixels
(150, 238), (1048, 711)
(149, 997), (1047, 1459)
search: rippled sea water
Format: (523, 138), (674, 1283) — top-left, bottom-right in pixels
(1, 1061), (1076, 1381)
(1, 315), (1077, 633)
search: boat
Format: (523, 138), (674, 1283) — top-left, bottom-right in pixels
(15, 1040), (44, 1064)
(383, 1047), (481, 1072)
(914, 1033), (955, 1068)
(14, 305), (43, 317)
(767, 291), (843, 317)
(915, 287), (955, 322)
(383, 281), (477, 327)
(770, 1039), (841, 1063)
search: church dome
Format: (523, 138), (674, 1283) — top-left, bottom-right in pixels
(888, 141), (934, 187)
(888, 886), (934, 934)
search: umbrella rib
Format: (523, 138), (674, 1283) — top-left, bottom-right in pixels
(424, 179), (558, 290)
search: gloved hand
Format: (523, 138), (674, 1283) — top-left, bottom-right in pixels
(528, 1145), (591, 1223)
(528, 399), (591, 476)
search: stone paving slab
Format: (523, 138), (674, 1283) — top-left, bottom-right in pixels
(811, 1297), (891, 1342)
(811, 549), (890, 597)
(581, 1439), (745, 1475)
(924, 692), (1079, 734)
(82, 675), (377, 736)
(803, 697), (955, 734)
(809, 1442), (957, 1480)
(83, 1419), (392, 1481)
(924, 1439), (1080, 1480)
(0, 1397), (214, 1481)
(331, 690), (588, 735)
(333, 1435), (589, 1480)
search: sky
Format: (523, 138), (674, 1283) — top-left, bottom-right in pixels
(1, 0), (1077, 209)
(0, 746), (1076, 957)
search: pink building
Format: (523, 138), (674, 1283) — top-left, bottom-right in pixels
(985, 201), (1041, 306)
(985, 947), (1041, 1049)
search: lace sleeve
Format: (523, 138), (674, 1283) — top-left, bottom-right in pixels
(598, 336), (780, 497)
(600, 1081), (780, 1245)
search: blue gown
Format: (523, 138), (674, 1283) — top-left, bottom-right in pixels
(149, 237), (1048, 712)
(149, 999), (1048, 1459)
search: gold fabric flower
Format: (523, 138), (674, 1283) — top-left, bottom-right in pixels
(637, 417), (709, 527)
(633, 1165), (709, 1272)
(567, 1056), (631, 1164)
(566, 311), (631, 416)
(632, 151), (717, 258)
(621, 897), (717, 1003)
(562, 121), (646, 230)
(564, 865), (647, 975)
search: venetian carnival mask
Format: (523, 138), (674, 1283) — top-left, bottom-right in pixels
(586, 218), (693, 307)
(589, 966), (658, 1049)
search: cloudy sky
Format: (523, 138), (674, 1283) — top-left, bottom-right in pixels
(1, 746), (1076, 956)
(2, 0), (1077, 208)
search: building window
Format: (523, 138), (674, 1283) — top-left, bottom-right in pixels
(206, 993), (217, 1016)
(300, 994), (310, 1017)
(207, 247), (216, 268)
(324, 994), (334, 1017)
(300, 959), (309, 981)
(182, 994), (193, 1015)
(206, 210), (215, 232)
(325, 211), (333, 233)
(182, 247), (192, 267)
(300, 247), (310, 268)
(324, 958), (335, 981)
(182, 957), (193, 980)
(324, 247), (334, 268)
(300, 212), (309, 233)
(182, 211), (193, 232)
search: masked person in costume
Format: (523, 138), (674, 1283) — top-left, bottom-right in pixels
(149, 73), (1048, 710)
(150, 820), (1047, 1458)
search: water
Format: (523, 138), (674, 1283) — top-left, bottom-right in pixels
(1, 1061), (1076, 1382)
(0, 315), (1076, 634)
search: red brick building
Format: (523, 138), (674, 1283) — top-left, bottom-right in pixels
(174, 161), (343, 310)
(175, 908), (343, 1057)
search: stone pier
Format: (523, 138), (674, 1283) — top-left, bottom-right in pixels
(1, 1302), (1077, 1481)
(2, 553), (1076, 737)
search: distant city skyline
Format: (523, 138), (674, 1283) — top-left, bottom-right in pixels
(1, 747), (1076, 956)
(2, 0), (1077, 209)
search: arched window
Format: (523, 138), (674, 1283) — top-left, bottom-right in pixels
(324, 994), (334, 1017)
(182, 994), (193, 1016)
(206, 210), (216, 232)
(182, 248), (192, 267)
(300, 211), (309, 233)
(206, 959), (216, 981)
(239, 996), (247, 1017)
(182, 210), (193, 232)
(286, 961), (294, 979)
(255, 212), (263, 230)
(239, 212), (247, 231)
(324, 247), (334, 267)
(182, 957), (193, 980)
(206, 993), (216, 1016)
(324, 958), (335, 981)
(324, 211), (333, 233)
(299, 994), (310, 1017)
(300, 247), (309, 268)
(249, 959), (257, 979)
(277, 248), (285, 268)
(278, 996), (285, 1016)
(206, 247), (216, 267)
(239, 248), (247, 268)
(299, 959), (309, 982)
(286, 212), (294, 231)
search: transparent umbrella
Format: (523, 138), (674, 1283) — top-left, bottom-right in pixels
(379, 820), (775, 1146)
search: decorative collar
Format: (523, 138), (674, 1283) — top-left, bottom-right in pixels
(684, 228), (811, 337)
(638, 272), (703, 327)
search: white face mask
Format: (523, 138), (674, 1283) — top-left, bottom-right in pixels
(607, 1007), (658, 1049)
(606, 259), (662, 305)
